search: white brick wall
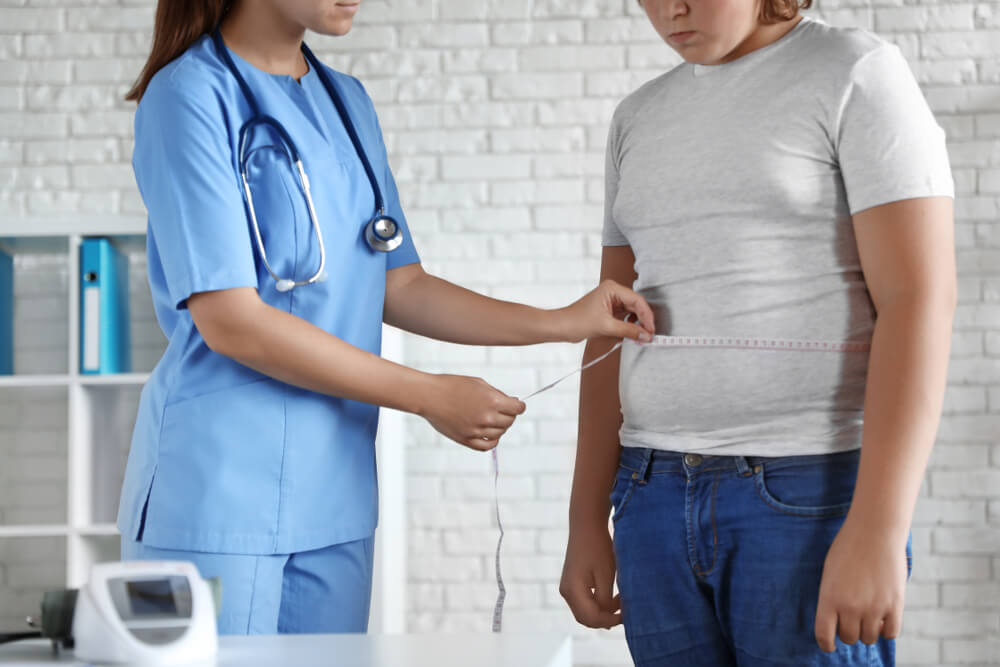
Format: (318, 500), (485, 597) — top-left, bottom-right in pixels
(1, 1), (998, 665)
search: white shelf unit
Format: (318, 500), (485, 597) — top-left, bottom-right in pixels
(0, 218), (161, 632)
(0, 218), (407, 634)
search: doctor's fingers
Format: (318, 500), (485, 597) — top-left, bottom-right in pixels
(477, 426), (510, 442)
(603, 279), (656, 336)
(464, 377), (525, 416)
(465, 434), (499, 452)
(496, 395), (526, 416)
(607, 318), (655, 344)
(478, 411), (516, 431)
(464, 420), (516, 450)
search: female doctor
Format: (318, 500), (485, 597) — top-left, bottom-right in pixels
(117, 0), (655, 636)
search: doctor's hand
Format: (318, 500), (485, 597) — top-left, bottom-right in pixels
(421, 374), (526, 451)
(560, 518), (622, 629)
(557, 280), (655, 344)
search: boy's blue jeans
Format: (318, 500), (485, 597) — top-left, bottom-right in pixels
(611, 446), (912, 666)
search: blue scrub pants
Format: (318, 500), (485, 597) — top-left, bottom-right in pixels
(121, 536), (375, 635)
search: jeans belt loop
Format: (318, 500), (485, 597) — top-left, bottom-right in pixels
(635, 448), (654, 485)
(734, 456), (752, 477)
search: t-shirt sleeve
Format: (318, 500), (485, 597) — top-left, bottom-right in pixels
(133, 77), (258, 310)
(602, 113), (630, 247)
(835, 43), (954, 216)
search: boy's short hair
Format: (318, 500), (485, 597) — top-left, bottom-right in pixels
(760, 0), (813, 24)
(636, 1), (814, 25)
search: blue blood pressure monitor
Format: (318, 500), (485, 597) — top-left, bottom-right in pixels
(72, 561), (217, 665)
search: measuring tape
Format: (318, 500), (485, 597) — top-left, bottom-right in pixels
(489, 333), (871, 631)
(490, 339), (625, 632)
(635, 335), (871, 353)
(489, 448), (505, 632)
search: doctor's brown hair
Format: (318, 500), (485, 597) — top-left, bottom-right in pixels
(125, 0), (230, 102)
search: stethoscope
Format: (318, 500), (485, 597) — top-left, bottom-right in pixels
(211, 30), (403, 292)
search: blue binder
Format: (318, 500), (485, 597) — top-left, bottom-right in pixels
(0, 248), (12, 375)
(80, 238), (131, 374)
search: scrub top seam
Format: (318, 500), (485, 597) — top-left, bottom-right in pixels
(301, 73), (334, 146)
(273, 298), (292, 553)
(290, 153), (300, 285)
(245, 554), (262, 634)
(140, 331), (186, 541)
(135, 396), (171, 542)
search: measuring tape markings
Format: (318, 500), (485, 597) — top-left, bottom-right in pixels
(490, 448), (505, 633)
(639, 335), (871, 353)
(489, 333), (871, 632)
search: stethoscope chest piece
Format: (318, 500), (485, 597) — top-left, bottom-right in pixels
(212, 30), (405, 293)
(366, 214), (403, 253)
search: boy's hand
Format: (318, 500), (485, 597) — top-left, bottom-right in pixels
(560, 521), (622, 629)
(814, 516), (909, 652)
(558, 279), (655, 343)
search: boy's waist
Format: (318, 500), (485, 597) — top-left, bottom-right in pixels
(618, 445), (862, 477)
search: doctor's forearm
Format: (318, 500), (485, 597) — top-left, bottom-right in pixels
(847, 296), (955, 542)
(193, 290), (436, 416)
(384, 269), (567, 346)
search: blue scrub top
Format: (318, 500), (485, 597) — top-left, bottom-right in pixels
(117, 34), (420, 555)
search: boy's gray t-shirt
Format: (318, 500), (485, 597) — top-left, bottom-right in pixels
(604, 16), (954, 456)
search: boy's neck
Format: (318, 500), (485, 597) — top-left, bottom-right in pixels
(717, 15), (804, 65)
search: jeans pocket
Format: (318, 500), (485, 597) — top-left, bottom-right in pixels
(610, 471), (637, 523)
(752, 451), (858, 518)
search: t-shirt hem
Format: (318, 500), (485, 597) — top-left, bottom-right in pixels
(620, 428), (863, 457)
(848, 183), (955, 217)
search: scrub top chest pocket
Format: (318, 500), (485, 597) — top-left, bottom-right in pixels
(241, 130), (324, 289)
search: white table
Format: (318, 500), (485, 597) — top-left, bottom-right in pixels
(0, 634), (573, 667)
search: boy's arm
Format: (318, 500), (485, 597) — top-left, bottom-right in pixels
(814, 196), (956, 651)
(560, 245), (640, 629)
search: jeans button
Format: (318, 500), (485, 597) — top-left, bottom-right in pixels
(684, 453), (703, 466)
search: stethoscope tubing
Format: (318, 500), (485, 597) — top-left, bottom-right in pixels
(210, 29), (400, 292)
